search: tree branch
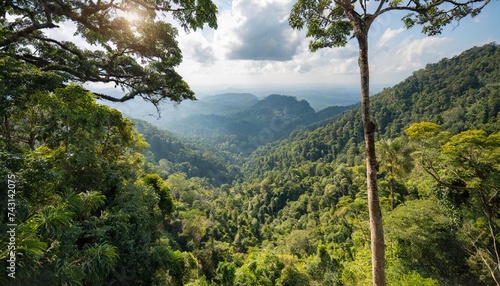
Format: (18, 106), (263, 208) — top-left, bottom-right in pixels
(93, 91), (136, 103)
(0, 22), (59, 47)
(420, 157), (474, 191)
(374, 0), (388, 17)
(377, 0), (489, 18)
(31, 35), (85, 60)
(465, 227), (500, 285)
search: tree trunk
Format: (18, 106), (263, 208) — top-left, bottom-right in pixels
(357, 31), (386, 286)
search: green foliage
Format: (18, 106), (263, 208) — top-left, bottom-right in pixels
(0, 59), (183, 284)
(289, 0), (490, 53)
(150, 244), (185, 286)
(286, 229), (314, 257)
(140, 173), (175, 215)
(406, 123), (500, 284)
(234, 250), (286, 286)
(0, 0), (218, 106)
(385, 199), (467, 283)
(396, 271), (438, 286)
(306, 245), (341, 285)
(151, 94), (349, 156)
(29, 205), (74, 238)
(276, 265), (311, 286)
(376, 138), (413, 209)
(404, 122), (441, 141)
(289, 0), (352, 51)
(216, 261), (237, 286)
(82, 243), (118, 285)
(401, 0), (488, 36)
(206, 44), (499, 286)
(244, 43), (499, 179)
(133, 119), (238, 186)
(0, 27), (498, 286)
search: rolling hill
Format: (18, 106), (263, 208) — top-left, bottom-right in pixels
(159, 93), (351, 154)
(243, 43), (500, 178)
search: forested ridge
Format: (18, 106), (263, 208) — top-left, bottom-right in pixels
(132, 119), (240, 186)
(1, 41), (499, 286)
(157, 93), (351, 155)
(244, 43), (499, 177)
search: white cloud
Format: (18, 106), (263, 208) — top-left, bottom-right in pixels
(394, 36), (450, 71)
(176, 0), (499, 88)
(369, 35), (451, 84)
(179, 31), (217, 65)
(44, 22), (98, 51)
(376, 28), (405, 50)
(222, 0), (301, 61)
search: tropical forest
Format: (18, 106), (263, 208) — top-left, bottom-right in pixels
(1, 1), (499, 286)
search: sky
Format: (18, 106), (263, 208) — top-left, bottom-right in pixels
(173, 0), (500, 94)
(40, 0), (500, 113)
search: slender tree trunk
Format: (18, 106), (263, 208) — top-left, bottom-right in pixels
(356, 30), (386, 286)
(389, 178), (395, 210)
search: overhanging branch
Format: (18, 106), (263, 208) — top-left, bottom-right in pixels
(0, 22), (59, 47)
(376, 0), (490, 18)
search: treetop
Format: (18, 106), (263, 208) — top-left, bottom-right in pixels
(289, 0), (490, 51)
(0, 0), (218, 107)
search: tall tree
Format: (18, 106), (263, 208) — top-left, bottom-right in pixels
(0, 0), (217, 107)
(289, 0), (491, 284)
(376, 138), (413, 209)
(406, 123), (500, 284)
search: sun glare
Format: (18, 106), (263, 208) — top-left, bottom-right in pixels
(124, 10), (141, 24)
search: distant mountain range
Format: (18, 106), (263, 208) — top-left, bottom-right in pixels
(130, 93), (351, 183)
(98, 83), (377, 123)
(130, 43), (499, 186)
(153, 93), (351, 154)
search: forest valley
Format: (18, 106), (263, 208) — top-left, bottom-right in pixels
(1, 40), (500, 285)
